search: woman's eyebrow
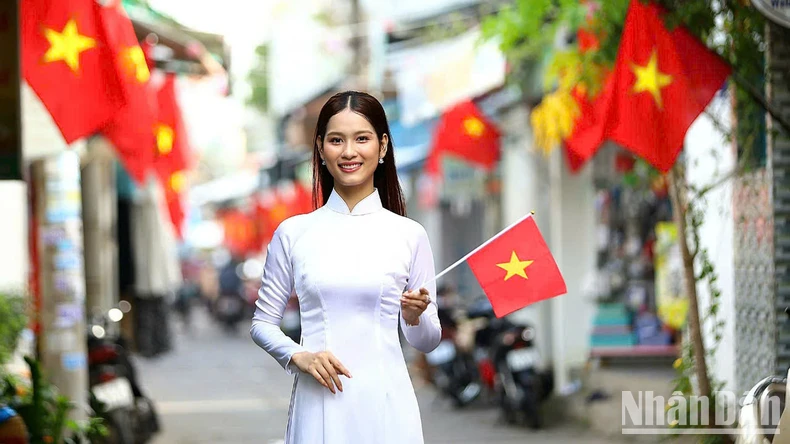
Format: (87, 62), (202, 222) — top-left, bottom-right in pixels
(325, 130), (374, 136)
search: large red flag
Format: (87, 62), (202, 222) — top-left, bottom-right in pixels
(99, 0), (157, 184)
(427, 100), (501, 174)
(22, 0), (126, 143)
(574, 0), (731, 173)
(466, 215), (566, 318)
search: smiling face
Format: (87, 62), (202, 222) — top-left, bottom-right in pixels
(318, 108), (388, 195)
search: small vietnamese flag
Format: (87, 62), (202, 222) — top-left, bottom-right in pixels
(465, 214), (566, 317)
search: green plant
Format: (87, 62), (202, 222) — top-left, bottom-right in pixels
(0, 290), (28, 366)
(2, 357), (107, 444)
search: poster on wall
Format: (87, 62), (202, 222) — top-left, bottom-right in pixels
(654, 222), (688, 330)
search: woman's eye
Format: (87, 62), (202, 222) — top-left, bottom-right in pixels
(356, 136), (370, 142)
(329, 137), (342, 144)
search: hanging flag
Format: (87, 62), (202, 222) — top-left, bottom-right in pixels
(154, 73), (192, 237)
(99, 0), (157, 184)
(562, 8), (612, 173)
(426, 99), (501, 174)
(465, 215), (566, 318)
(163, 170), (186, 239)
(22, 0), (126, 143)
(564, 78), (614, 171)
(154, 73), (191, 178)
(575, 0), (732, 173)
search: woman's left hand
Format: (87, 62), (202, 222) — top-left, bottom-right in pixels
(401, 288), (431, 326)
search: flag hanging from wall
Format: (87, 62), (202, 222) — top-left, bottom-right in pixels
(99, 0), (157, 185)
(22, 0), (126, 143)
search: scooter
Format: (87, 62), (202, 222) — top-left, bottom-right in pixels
(491, 323), (553, 428)
(88, 305), (160, 444)
(424, 305), (482, 407)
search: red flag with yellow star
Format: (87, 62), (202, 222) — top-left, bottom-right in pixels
(99, 0), (157, 184)
(598, 0), (731, 172)
(466, 214), (566, 318)
(22, 0), (126, 143)
(154, 73), (192, 238)
(427, 99), (501, 175)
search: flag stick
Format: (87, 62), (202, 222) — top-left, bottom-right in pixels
(419, 211), (535, 289)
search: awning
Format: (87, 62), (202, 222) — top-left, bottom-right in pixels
(122, 0), (230, 79)
(390, 112), (438, 173)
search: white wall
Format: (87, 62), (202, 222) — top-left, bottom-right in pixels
(0, 84), (80, 291)
(684, 94), (736, 392)
(0, 182), (28, 291)
(500, 107), (555, 362)
(556, 153), (597, 371)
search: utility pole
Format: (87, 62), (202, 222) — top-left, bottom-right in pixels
(82, 138), (119, 325)
(31, 151), (89, 422)
(349, 0), (368, 90)
(0, 0), (22, 181)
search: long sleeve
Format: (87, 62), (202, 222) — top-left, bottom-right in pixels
(250, 226), (307, 374)
(400, 225), (442, 353)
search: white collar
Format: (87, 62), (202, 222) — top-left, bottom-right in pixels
(325, 188), (383, 216)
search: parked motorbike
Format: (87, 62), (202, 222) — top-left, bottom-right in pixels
(424, 305), (482, 407)
(213, 258), (258, 332)
(490, 322), (553, 428)
(88, 305), (160, 444)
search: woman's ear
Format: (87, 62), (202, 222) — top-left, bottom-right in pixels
(316, 137), (324, 160)
(380, 133), (389, 158)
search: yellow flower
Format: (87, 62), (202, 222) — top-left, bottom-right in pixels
(673, 358), (683, 369)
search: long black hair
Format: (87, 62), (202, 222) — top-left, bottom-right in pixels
(311, 91), (406, 217)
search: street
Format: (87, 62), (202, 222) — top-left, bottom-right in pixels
(136, 307), (619, 444)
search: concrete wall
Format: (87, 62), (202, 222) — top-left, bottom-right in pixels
(0, 181), (28, 291)
(684, 94), (737, 392)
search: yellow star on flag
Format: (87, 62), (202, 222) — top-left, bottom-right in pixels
(631, 49), (673, 108)
(121, 46), (150, 83)
(43, 19), (97, 73)
(169, 171), (186, 193)
(496, 251), (534, 281)
(155, 124), (175, 155)
(463, 116), (485, 138)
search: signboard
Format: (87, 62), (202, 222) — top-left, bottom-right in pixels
(0, 0), (22, 180)
(389, 29), (506, 126)
(654, 222), (689, 330)
(753, 0), (790, 28)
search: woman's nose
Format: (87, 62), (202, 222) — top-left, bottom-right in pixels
(341, 144), (356, 158)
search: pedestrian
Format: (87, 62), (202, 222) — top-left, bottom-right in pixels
(250, 91), (442, 444)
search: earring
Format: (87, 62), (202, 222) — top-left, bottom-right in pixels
(378, 158), (384, 164)
(321, 160), (326, 165)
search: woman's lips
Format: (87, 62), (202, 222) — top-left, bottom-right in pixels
(338, 162), (362, 173)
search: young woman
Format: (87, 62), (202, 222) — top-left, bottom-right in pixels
(250, 91), (442, 443)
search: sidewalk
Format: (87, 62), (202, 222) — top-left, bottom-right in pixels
(136, 306), (628, 443)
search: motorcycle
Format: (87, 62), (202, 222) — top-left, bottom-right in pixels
(424, 305), (482, 407)
(491, 322), (553, 428)
(88, 305), (160, 444)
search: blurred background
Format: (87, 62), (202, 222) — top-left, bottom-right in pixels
(1, 0), (789, 443)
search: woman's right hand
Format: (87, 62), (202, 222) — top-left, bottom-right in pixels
(290, 351), (352, 394)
